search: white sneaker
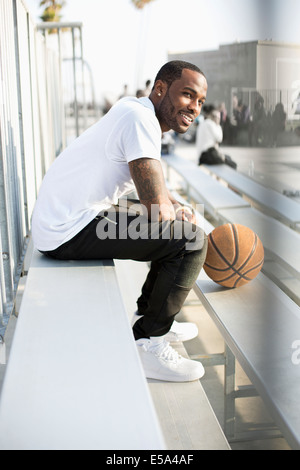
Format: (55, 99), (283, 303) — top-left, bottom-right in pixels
(164, 320), (198, 343)
(132, 312), (198, 343)
(136, 337), (205, 382)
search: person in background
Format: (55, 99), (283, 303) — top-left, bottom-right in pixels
(136, 79), (152, 98)
(271, 102), (286, 147)
(234, 99), (250, 131)
(249, 95), (267, 146)
(144, 79), (152, 96)
(119, 83), (129, 99)
(196, 105), (237, 169)
(218, 102), (230, 143)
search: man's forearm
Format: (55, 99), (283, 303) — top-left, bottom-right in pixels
(129, 158), (176, 221)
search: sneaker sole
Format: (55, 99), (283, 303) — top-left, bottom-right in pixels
(140, 354), (205, 382)
(145, 372), (205, 383)
(144, 368), (205, 382)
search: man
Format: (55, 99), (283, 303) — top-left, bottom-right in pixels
(32, 61), (208, 382)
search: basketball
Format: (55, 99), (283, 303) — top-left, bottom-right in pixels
(204, 224), (264, 288)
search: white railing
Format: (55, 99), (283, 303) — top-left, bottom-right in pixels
(37, 21), (100, 144)
(0, 0), (95, 335)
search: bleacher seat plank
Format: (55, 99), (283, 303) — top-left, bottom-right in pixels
(203, 164), (300, 229)
(194, 270), (300, 449)
(162, 155), (250, 217)
(0, 251), (164, 450)
(148, 365), (230, 450)
(218, 206), (300, 280)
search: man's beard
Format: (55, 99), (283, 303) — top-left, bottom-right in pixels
(157, 89), (189, 134)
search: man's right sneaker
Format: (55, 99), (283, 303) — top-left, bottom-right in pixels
(132, 312), (198, 343)
(136, 337), (205, 382)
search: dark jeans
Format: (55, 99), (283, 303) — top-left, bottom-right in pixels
(41, 202), (208, 340)
(199, 147), (237, 169)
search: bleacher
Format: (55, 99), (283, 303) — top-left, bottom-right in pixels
(161, 153), (300, 449)
(1, 0), (299, 451)
(1, 149), (300, 449)
(203, 163), (300, 230)
(163, 154), (300, 307)
(0, 239), (230, 451)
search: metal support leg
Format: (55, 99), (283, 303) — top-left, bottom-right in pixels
(224, 343), (236, 440)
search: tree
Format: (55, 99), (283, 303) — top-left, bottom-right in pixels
(131, 0), (156, 9)
(39, 0), (66, 23)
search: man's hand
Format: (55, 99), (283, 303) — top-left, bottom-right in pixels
(175, 206), (197, 224)
(168, 190), (197, 224)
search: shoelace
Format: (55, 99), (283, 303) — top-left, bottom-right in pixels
(150, 340), (181, 363)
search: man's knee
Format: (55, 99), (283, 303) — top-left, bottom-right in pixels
(173, 231), (208, 289)
(173, 221), (207, 253)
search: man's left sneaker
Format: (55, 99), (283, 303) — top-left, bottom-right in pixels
(164, 319), (198, 343)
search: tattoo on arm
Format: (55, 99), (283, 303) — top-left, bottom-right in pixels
(129, 158), (167, 203)
(129, 158), (174, 220)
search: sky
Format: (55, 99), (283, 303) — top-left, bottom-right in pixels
(25, 0), (300, 102)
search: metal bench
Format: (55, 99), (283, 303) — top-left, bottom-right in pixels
(217, 206), (300, 305)
(193, 270), (300, 449)
(170, 190), (300, 448)
(162, 154), (250, 220)
(203, 164), (300, 230)
(217, 205), (300, 280)
(0, 250), (165, 450)
(164, 155), (300, 305)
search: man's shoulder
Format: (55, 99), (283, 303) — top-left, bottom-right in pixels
(111, 97), (159, 135)
(115, 96), (154, 116)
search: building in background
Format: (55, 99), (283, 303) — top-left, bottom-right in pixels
(169, 40), (300, 123)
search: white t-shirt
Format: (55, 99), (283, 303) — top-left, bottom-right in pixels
(196, 118), (223, 155)
(31, 97), (162, 251)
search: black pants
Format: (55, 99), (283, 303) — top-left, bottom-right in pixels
(199, 147), (237, 169)
(41, 202), (208, 340)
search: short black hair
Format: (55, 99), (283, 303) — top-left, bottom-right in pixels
(154, 60), (205, 88)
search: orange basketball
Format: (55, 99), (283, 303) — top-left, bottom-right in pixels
(204, 224), (264, 288)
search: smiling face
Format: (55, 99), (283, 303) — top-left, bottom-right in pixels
(152, 69), (208, 134)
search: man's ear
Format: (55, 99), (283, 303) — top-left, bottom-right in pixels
(153, 79), (167, 98)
